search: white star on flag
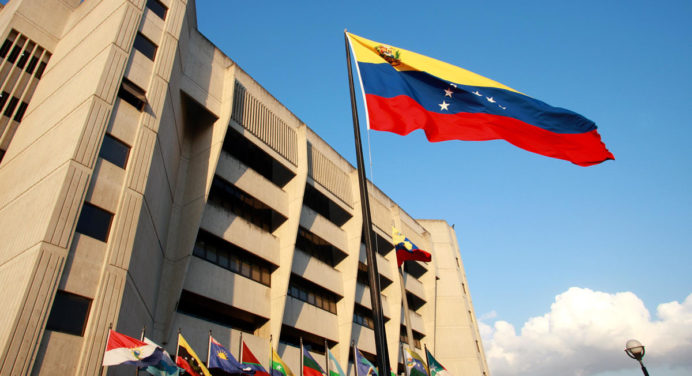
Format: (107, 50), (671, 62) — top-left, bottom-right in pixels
(486, 96), (496, 103)
(444, 88), (453, 97)
(439, 101), (450, 110)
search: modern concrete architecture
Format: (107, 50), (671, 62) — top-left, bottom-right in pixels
(0, 0), (490, 375)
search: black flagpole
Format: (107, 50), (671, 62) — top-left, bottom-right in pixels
(344, 29), (391, 376)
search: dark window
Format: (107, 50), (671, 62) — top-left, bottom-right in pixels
(99, 134), (130, 168)
(16, 42), (33, 69)
(399, 327), (423, 349)
(0, 149), (5, 163)
(146, 0), (168, 19)
(208, 176), (287, 232)
(75, 202), (113, 242)
(25, 56), (38, 74)
(46, 290), (92, 336)
(7, 45), (21, 63)
(13, 102), (28, 122)
(287, 276), (338, 314)
(4, 97), (18, 117)
(118, 78), (147, 111)
(0, 91), (9, 110)
(34, 61), (47, 79)
(133, 32), (157, 61)
(302, 184), (352, 227)
(0, 39), (12, 58)
(192, 230), (273, 287)
(177, 290), (267, 333)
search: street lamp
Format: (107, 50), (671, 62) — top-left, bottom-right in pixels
(624, 339), (650, 376)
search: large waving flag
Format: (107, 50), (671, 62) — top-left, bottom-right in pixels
(404, 348), (428, 376)
(425, 348), (450, 376)
(175, 334), (211, 376)
(302, 345), (325, 376)
(209, 336), (252, 374)
(326, 348), (346, 376)
(346, 32), (614, 167)
(102, 329), (163, 367)
(271, 348), (295, 376)
(143, 337), (181, 376)
(242, 341), (271, 376)
(392, 227), (431, 267)
(354, 348), (377, 376)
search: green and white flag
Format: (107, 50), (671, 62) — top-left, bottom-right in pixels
(425, 348), (451, 376)
(327, 349), (346, 376)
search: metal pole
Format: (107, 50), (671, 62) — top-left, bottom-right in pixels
(398, 267), (415, 351)
(344, 29), (391, 376)
(300, 337), (304, 376)
(639, 360), (650, 376)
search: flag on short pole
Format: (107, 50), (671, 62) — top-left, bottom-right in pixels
(271, 348), (295, 376)
(175, 333), (212, 376)
(424, 348), (450, 376)
(102, 329), (163, 367)
(346, 32), (614, 167)
(242, 341), (271, 376)
(209, 336), (253, 374)
(403, 348), (428, 376)
(142, 337), (181, 376)
(326, 349), (346, 376)
(393, 227), (431, 267)
(354, 348), (377, 376)
(302, 345), (326, 376)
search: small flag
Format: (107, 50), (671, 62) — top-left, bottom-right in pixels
(354, 348), (377, 376)
(425, 348), (451, 376)
(175, 333), (211, 376)
(209, 336), (253, 374)
(302, 345), (325, 376)
(271, 348), (295, 376)
(404, 348), (428, 376)
(326, 348), (346, 376)
(346, 32), (614, 167)
(143, 337), (181, 376)
(393, 227), (431, 267)
(242, 341), (271, 376)
(102, 329), (163, 367)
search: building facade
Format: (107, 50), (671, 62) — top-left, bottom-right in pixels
(0, 0), (489, 375)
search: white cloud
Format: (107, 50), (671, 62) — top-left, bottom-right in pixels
(480, 288), (692, 376)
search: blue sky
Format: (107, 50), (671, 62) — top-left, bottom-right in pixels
(192, 1), (692, 375)
(203, 0), (692, 375)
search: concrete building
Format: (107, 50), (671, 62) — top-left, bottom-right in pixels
(0, 0), (489, 375)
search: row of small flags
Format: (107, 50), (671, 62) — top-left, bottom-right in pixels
(102, 329), (450, 376)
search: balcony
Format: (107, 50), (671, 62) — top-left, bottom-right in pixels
(354, 282), (390, 319)
(216, 152), (288, 218)
(184, 257), (271, 319)
(282, 296), (338, 341)
(299, 206), (347, 254)
(291, 248), (343, 297)
(359, 245), (394, 285)
(200, 203), (280, 266)
(404, 273), (426, 302)
(351, 322), (376, 355)
(401, 309), (426, 335)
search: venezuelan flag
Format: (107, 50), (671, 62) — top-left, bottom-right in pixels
(346, 33), (614, 167)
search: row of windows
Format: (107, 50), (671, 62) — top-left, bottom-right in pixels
(0, 30), (49, 79)
(208, 176), (286, 233)
(302, 184), (352, 227)
(0, 92), (28, 122)
(193, 230), (272, 287)
(353, 305), (374, 329)
(295, 227), (341, 267)
(399, 330), (423, 349)
(288, 277), (338, 314)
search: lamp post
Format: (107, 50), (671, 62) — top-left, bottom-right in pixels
(624, 339), (650, 376)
